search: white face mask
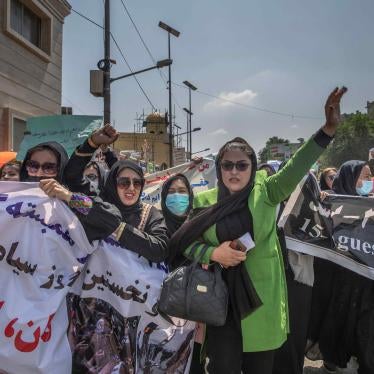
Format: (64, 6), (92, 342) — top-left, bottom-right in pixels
(83, 175), (100, 194)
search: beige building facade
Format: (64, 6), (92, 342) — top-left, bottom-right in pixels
(113, 112), (186, 169)
(0, 0), (71, 151)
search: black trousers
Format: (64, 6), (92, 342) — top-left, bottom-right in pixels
(205, 312), (275, 374)
(272, 268), (313, 374)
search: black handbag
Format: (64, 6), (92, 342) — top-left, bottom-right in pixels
(158, 246), (228, 326)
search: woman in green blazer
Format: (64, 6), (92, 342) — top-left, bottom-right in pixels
(169, 87), (347, 374)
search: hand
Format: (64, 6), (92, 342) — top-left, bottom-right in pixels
(39, 179), (72, 202)
(322, 87), (348, 136)
(320, 191), (329, 201)
(90, 124), (119, 146)
(210, 241), (247, 268)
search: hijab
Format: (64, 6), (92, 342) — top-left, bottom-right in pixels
(169, 137), (262, 324)
(332, 160), (366, 196)
(20, 142), (68, 183)
(100, 160), (145, 224)
(84, 161), (107, 195)
(161, 173), (193, 236)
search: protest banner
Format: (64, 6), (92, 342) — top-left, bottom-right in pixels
(0, 182), (194, 373)
(68, 237), (195, 373)
(17, 115), (102, 160)
(279, 175), (374, 280)
(142, 158), (216, 206)
(0, 182), (96, 374)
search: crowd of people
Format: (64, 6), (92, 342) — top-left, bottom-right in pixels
(0, 87), (373, 374)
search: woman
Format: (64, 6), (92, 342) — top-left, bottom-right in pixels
(64, 124), (118, 197)
(20, 141), (68, 183)
(161, 174), (206, 374)
(161, 173), (193, 237)
(319, 167), (337, 191)
(308, 160), (374, 374)
(169, 87), (347, 374)
(0, 160), (21, 181)
(43, 159), (169, 261)
(82, 161), (107, 196)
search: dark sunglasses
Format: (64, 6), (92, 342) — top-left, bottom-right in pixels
(116, 177), (143, 190)
(26, 160), (58, 175)
(221, 161), (251, 172)
(327, 174), (336, 181)
(85, 174), (98, 181)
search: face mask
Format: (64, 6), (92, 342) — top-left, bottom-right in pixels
(356, 180), (373, 196)
(83, 176), (100, 194)
(165, 193), (190, 216)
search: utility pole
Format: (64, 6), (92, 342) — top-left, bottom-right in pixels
(103, 0), (111, 125)
(158, 22), (180, 167)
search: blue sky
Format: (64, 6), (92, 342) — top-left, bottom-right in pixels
(62, 0), (374, 155)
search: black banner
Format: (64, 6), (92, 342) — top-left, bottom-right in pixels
(280, 175), (374, 279)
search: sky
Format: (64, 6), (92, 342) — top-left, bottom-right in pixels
(62, 0), (374, 155)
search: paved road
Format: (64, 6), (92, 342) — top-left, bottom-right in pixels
(303, 358), (358, 374)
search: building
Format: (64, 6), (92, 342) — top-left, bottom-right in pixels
(269, 142), (301, 160)
(0, 0), (71, 151)
(113, 112), (186, 169)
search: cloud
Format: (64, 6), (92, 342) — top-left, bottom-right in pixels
(210, 128), (228, 135)
(204, 89), (257, 111)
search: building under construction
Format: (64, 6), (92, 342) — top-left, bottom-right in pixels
(113, 111), (186, 170)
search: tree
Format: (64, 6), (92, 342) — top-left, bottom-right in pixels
(258, 137), (290, 163)
(320, 112), (374, 168)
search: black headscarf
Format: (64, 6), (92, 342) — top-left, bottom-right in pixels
(100, 160), (145, 224)
(169, 137), (262, 324)
(332, 160), (366, 196)
(84, 161), (107, 195)
(20, 141), (68, 183)
(161, 173), (193, 236)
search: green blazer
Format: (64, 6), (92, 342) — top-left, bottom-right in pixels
(185, 137), (325, 352)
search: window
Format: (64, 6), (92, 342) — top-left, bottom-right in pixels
(12, 117), (27, 152)
(10, 0), (41, 49)
(5, 0), (52, 61)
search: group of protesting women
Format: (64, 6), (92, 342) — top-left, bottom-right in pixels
(1, 86), (373, 374)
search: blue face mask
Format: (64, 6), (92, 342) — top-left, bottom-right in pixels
(356, 180), (373, 196)
(165, 193), (190, 216)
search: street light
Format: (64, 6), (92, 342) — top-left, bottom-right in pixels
(183, 80), (197, 160)
(110, 59), (172, 83)
(159, 21), (180, 167)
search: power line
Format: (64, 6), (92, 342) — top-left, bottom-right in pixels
(71, 7), (156, 111)
(110, 35), (156, 110)
(172, 82), (322, 120)
(118, 0), (185, 113)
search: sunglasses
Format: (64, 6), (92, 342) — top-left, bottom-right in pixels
(85, 174), (98, 181)
(327, 174), (336, 181)
(221, 161), (251, 172)
(26, 160), (58, 175)
(117, 177), (143, 190)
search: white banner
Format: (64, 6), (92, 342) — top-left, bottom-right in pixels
(142, 158), (216, 206)
(68, 237), (195, 373)
(0, 182), (195, 373)
(0, 182), (96, 374)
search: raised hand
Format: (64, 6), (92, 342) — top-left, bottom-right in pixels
(90, 124), (119, 147)
(322, 86), (348, 136)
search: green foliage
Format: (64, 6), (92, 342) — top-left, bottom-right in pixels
(320, 112), (374, 168)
